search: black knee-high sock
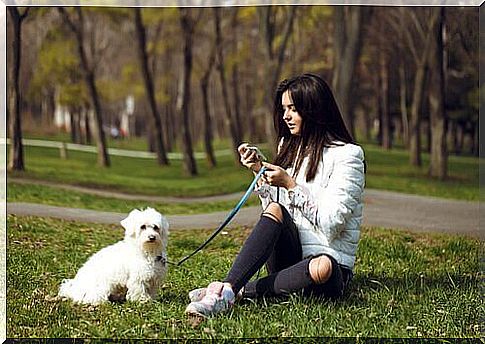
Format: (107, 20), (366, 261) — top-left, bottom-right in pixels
(243, 258), (314, 297)
(224, 216), (283, 293)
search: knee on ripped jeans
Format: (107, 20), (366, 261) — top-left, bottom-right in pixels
(308, 255), (333, 284)
(262, 202), (283, 223)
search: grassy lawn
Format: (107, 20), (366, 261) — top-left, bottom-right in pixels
(7, 143), (480, 202)
(22, 131), (237, 153)
(7, 181), (260, 214)
(363, 145), (480, 201)
(7, 215), (482, 338)
(8, 146), (252, 197)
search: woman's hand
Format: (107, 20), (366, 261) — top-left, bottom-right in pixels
(261, 162), (297, 190)
(238, 143), (262, 172)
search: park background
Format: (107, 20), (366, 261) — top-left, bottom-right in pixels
(4, 2), (483, 340)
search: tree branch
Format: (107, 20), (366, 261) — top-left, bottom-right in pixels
(19, 7), (30, 21)
(57, 7), (78, 34)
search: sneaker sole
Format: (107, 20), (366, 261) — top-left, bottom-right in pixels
(185, 307), (208, 319)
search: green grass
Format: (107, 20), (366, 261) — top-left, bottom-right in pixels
(7, 215), (483, 338)
(23, 131), (240, 153)
(7, 181), (260, 214)
(364, 145), (480, 201)
(7, 142), (480, 201)
(8, 146), (252, 197)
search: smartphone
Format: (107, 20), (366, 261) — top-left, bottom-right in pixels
(245, 145), (267, 161)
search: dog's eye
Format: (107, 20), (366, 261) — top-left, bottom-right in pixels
(140, 224), (146, 230)
(153, 225), (160, 231)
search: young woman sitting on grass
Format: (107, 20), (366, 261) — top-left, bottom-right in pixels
(185, 73), (366, 318)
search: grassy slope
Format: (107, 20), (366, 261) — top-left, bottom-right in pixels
(7, 143), (480, 201)
(7, 182), (260, 214)
(7, 215), (482, 338)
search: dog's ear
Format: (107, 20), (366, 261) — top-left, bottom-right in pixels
(121, 209), (142, 238)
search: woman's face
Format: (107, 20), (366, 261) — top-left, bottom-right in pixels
(282, 90), (303, 136)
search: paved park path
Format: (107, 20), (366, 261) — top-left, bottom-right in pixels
(7, 178), (482, 239)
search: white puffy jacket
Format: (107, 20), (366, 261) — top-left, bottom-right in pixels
(255, 142), (365, 270)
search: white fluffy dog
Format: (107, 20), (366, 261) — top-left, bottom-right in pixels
(58, 207), (169, 305)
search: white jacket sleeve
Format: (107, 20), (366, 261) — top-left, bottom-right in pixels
(254, 138), (285, 209)
(289, 145), (365, 239)
(254, 182), (279, 209)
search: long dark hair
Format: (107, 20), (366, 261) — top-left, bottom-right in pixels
(273, 73), (354, 182)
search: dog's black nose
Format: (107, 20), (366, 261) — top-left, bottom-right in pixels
(148, 235), (156, 241)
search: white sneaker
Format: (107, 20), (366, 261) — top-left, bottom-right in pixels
(188, 286), (244, 302)
(185, 282), (235, 318)
(188, 287), (207, 302)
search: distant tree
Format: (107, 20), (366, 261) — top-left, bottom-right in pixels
(377, 45), (392, 150)
(445, 8), (478, 156)
(428, 8), (447, 179)
(7, 7), (30, 171)
(134, 8), (169, 166)
(58, 7), (110, 167)
(387, 8), (438, 167)
(178, 7), (199, 176)
(332, 7), (369, 137)
(258, 6), (297, 153)
(200, 43), (217, 167)
(230, 9), (244, 145)
(31, 29), (90, 144)
(213, 7), (241, 162)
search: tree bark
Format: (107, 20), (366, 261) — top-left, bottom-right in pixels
(178, 8), (198, 176)
(134, 8), (169, 165)
(7, 7), (29, 171)
(230, 9), (243, 142)
(200, 45), (217, 168)
(213, 7), (241, 162)
(332, 7), (366, 137)
(69, 107), (79, 143)
(428, 8), (447, 179)
(84, 109), (92, 144)
(409, 61), (427, 166)
(58, 7), (110, 167)
(258, 6), (297, 154)
(398, 56), (409, 148)
(378, 48), (391, 149)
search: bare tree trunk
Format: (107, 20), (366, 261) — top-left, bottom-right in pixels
(398, 56), (409, 148)
(58, 7), (110, 167)
(259, 6), (297, 153)
(378, 48), (391, 149)
(230, 9), (243, 142)
(200, 45), (217, 168)
(84, 109), (92, 144)
(231, 67), (242, 140)
(332, 7), (367, 137)
(409, 61), (426, 166)
(164, 103), (173, 152)
(134, 8), (169, 166)
(213, 7), (241, 162)
(7, 7), (29, 171)
(178, 8), (198, 176)
(69, 107), (79, 143)
(428, 8), (447, 179)
(472, 121), (478, 156)
(246, 83), (257, 142)
(447, 120), (456, 154)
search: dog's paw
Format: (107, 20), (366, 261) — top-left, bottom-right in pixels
(45, 295), (62, 303)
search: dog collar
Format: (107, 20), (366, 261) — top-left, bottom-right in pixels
(155, 254), (167, 265)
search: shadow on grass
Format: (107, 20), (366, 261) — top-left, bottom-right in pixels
(232, 270), (479, 309)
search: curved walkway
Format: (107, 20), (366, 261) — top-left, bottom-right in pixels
(10, 178), (246, 203)
(7, 179), (482, 239)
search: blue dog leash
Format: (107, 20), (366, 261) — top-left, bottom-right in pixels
(176, 166), (268, 266)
